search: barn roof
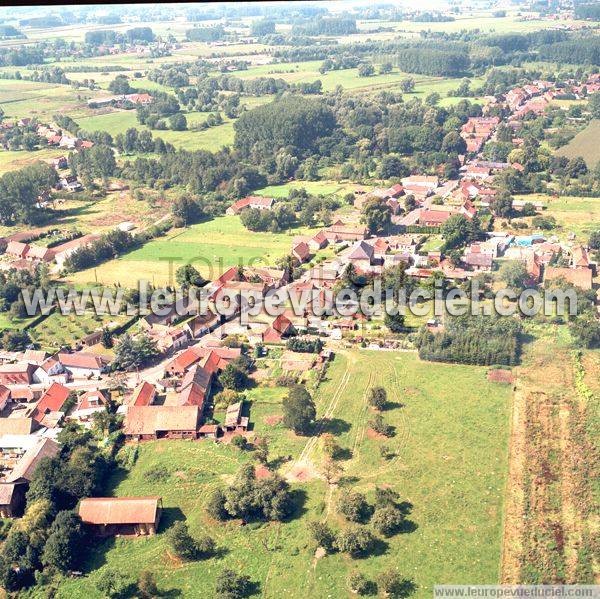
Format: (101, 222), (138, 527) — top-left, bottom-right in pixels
(79, 496), (161, 525)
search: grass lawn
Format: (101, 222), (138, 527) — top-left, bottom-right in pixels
(68, 215), (316, 287)
(77, 110), (236, 151)
(517, 193), (600, 240)
(0, 147), (68, 175)
(28, 311), (130, 352)
(254, 180), (354, 199)
(233, 61), (485, 96)
(556, 119), (600, 167)
(54, 349), (511, 598)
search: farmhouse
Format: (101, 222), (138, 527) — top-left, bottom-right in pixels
(123, 405), (201, 440)
(70, 389), (108, 422)
(323, 223), (368, 242)
(128, 381), (157, 407)
(4, 437), (60, 484)
(78, 496), (162, 536)
(0, 482), (27, 518)
(53, 234), (101, 268)
(544, 266), (593, 290)
(30, 382), (70, 425)
(223, 401), (249, 432)
(0, 363), (37, 386)
(226, 196), (274, 215)
(56, 352), (109, 378)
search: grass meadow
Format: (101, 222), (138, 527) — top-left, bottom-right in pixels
(53, 349), (511, 598)
(556, 119), (600, 167)
(68, 215), (316, 287)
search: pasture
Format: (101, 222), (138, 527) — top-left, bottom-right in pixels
(54, 349), (511, 598)
(556, 119), (600, 167)
(68, 215), (314, 287)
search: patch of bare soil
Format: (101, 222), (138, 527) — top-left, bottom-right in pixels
(366, 428), (388, 441)
(264, 414), (283, 426)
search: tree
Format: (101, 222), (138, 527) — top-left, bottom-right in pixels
(206, 488), (228, 521)
(108, 74), (132, 94)
(399, 77), (415, 93)
(231, 434), (248, 450)
(379, 62), (393, 74)
(169, 113), (187, 131)
(308, 521), (336, 553)
(441, 214), (471, 250)
(175, 263), (206, 289)
(168, 521), (214, 560)
(138, 571), (159, 598)
(219, 363), (249, 391)
(362, 198), (391, 235)
(171, 195), (204, 225)
(348, 571), (371, 595)
(41, 510), (86, 572)
(358, 62), (375, 77)
(338, 492), (371, 523)
(378, 569), (407, 597)
(113, 333), (158, 371)
(588, 230), (600, 250)
(255, 436), (269, 465)
(321, 456), (342, 484)
(334, 526), (376, 557)
(588, 92), (600, 119)
(490, 190), (513, 218)
(368, 387), (387, 411)
(371, 506), (404, 536)
(215, 568), (252, 598)
(369, 413), (393, 437)
(282, 385), (316, 435)
(499, 261), (529, 291)
(441, 131), (466, 154)
(101, 327), (113, 349)
(384, 310), (405, 333)
(96, 569), (132, 598)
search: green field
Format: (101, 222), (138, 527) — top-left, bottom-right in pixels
(54, 349), (511, 598)
(514, 193), (600, 240)
(77, 110), (236, 151)
(255, 180), (355, 198)
(69, 215), (315, 286)
(556, 119), (600, 167)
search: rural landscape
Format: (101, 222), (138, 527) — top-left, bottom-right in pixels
(0, 1), (597, 598)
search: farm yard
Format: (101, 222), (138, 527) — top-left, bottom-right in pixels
(54, 349), (511, 599)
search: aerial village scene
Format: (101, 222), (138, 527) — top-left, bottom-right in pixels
(0, 0), (597, 597)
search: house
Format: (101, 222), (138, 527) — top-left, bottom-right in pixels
(463, 251), (493, 271)
(123, 405), (201, 440)
(309, 231), (328, 251)
(70, 389), (108, 422)
(128, 381), (157, 407)
(125, 93), (153, 105)
(183, 311), (219, 339)
(323, 223), (368, 243)
(78, 496), (162, 536)
(4, 437), (60, 484)
(30, 382), (70, 425)
(53, 234), (101, 268)
(571, 246), (591, 269)
(51, 156), (68, 169)
(0, 417), (37, 436)
(263, 313), (295, 343)
(223, 401), (249, 432)
(5, 241), (29, 259)
(463, 165), (491, 180)
(167, 364), (212, 408)
(544, 266), (593, 290)
(417, 209), (453, 227)
(0, 482), (27, 518)
(56, 352), (109, 378)
(401, 175), (439, 190)
(292, 241), (311, 264)
(226, 196), (274, 215)
(0, 363), (37, 386)
(346, 240), (376, 271)
(0, 384), (10, 411)
(25, 244), (55, 262)
(165, 346), (240, 377)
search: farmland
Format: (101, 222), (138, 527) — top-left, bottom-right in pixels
(55, 349), (511, 598)
(68, 215), (318, 287)
(556, 119), (600, 168)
